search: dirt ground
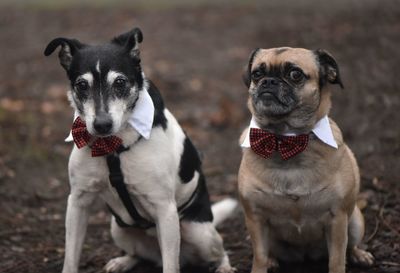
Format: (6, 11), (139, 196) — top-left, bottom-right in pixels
(0, 1), (399, 272)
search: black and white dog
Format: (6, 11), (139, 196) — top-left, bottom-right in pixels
(44, 27), (236, 273)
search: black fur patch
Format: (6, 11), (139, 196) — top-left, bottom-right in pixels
(127, 94), (140, 111)
(44, 38), (86, 70)
(179, 137), (201, 183)
(59, 44), (145, 116)
(314, 49), (344, 89)
(179, 173), (213, 223)
(147, 80), (167, 130)
(243, 48), (261, 88)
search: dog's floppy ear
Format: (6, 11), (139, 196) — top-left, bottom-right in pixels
(243, 48), (260, 88)
(314, 49), (344, 89)
(112, 27), (143, 61)
(44, 38), (85, 70)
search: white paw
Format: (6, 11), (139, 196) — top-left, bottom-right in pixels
(349, 247), (374, 267)
(216, 266), (237, 273)
(267, 257), (279, 270)
(104, 255), (138, 273)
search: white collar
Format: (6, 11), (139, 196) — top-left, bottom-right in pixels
(241, 115), (338, 149)
(65, 88), (155, 142)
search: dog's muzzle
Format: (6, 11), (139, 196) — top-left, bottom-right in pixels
(93, 113), (113, 135)
(253, 78), (298, 116)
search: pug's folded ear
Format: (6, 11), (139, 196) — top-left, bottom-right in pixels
(44, 38), (85, 70)
(243, 48), (260, 88)
(112, 27), (143, 62)
(314, 49), (344, 89)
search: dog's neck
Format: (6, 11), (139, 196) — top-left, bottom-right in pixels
(115, 123), (142, 147)
(253, 108), (329, 136)
(253, 117), (316, 135)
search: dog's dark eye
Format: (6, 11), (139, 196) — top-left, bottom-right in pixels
(289, 69), (304, 82)
(114, 78), (127, 89)
(75, 80), (89, 92)
(251, 70), (264, 81)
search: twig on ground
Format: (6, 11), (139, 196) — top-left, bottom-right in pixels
(365, 216), (380, 243)
(378, 197), (400, 238)
(379, 261), (400, 267)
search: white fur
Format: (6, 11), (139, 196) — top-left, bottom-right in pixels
(82, 100), (96, 134)
(69, 91), (96, 133)
(96, 60), (100, 73)
(108, 98), (128, 134)
(212, 198), (238, 227)
(80, 72), (94, 86)
(69, 72), (97, 134)
(62, 86), (235, 273)
(107, 70), (123, 86)
(106, 202), (235, 273)
(105, 70), (141, 134)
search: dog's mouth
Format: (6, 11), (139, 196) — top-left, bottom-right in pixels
(256, 88), (297, 108)
(86, 127), (114, 138)
(253, 89), (298, 117)
(94, 133), (113, 138)
(257, 90), (289, 106)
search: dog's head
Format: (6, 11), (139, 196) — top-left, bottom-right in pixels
(44, 28), (144, 136)
(243, 47), (343, 133)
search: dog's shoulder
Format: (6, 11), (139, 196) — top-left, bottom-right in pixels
(126, 80), (203, 186)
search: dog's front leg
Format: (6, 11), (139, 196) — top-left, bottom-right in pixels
(326, 211), (348, 273)
(62, 190), (96, 273)
(240, 194), (269, 273)
(245, 213), (270, 273)
(155, 202), (181, 273)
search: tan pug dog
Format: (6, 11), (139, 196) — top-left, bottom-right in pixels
(238, 47), (374, 273)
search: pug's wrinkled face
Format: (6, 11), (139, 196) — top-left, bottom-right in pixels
(243, 47), (343, 133)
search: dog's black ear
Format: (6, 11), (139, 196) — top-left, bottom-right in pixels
(243, 48), (260, 88)
(314, 49), (344, 89)
(44, 38), (85, 70)
(112, 27), (143, 61)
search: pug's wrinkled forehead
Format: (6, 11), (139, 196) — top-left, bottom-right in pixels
(251, 48), (320, 79)
(244, 47), (343, 90)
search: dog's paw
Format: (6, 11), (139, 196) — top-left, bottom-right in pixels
(104, 255), (138, 273)
(267, 257), (279, 270)
(216, 266), (237, 273)
(349, 247), (374, 267)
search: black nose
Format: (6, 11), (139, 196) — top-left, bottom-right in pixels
(261, 78), (279, 88)
(93, 115), (113, 135)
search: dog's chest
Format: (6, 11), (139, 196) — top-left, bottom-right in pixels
(69, 146), (174, 224)
(254, 188), (333, 225)
(248, 162), (340, 234)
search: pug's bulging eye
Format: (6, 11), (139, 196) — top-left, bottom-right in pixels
(251, 70), (264, 81)
(75, 80), (89, 92)
(289, 69), (304, 82)
(114, 78), (127, 89)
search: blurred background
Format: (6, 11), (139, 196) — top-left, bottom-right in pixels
(0, 0), (399, 272)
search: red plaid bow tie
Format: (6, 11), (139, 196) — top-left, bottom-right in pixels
(249, 128), (309, 160)
(71, 117), (122, 157)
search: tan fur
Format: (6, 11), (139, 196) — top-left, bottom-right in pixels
(248, 48), (324, 134)
(239, 48), (373, 273)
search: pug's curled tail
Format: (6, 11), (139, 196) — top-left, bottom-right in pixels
(211, 198), (238, 227)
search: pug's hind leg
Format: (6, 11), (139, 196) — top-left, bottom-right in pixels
(348, 206), (374, 267)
